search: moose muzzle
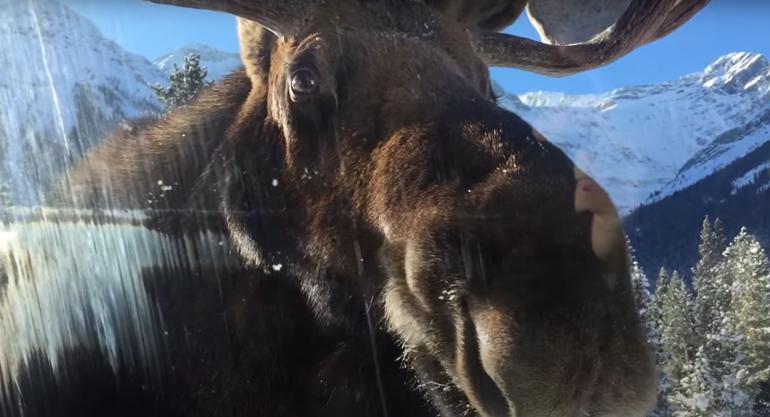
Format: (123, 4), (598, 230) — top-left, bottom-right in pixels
(379, 111), (656, 417)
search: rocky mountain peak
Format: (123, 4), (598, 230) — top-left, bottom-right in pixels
(0, 0), (164, 204)
(154, 44), (242, 81)
(701, 52), (770, 93)
(503, 52), (770, 213)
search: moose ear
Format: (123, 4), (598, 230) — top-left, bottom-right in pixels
(237, 18), (278, 88)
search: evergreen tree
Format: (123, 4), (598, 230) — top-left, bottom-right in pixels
(652, 267), (675, 416)
(646, 225), (770, 417)
(692, 216), (728, 342)
(659, 270), (698, 413)
(672, 346), (720, 417)
(151, 53), (211, 112)
(708, 258), (741, 415)
(654, 267), (671, 311)
(718, 306), (752, 417)
(631, 260), (671, 417)
(713, 218), (726, 250)
(688, 217), (735, 415)
(720, 359), (752, 416)
(725, 229), (770, 401)
(630, 246), (656, 337)
(653, 267), (672, 366)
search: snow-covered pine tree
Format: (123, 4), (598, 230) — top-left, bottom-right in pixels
(629, 254), (670, 417)
(653, 267), (671, 356)
(719, 302), (752, 417)
(724, 228), (770, 412)
(654, 267), (671, 307)
(685, 217), (736, 414)
(151, 53), (211, 112)
(651, 267), (676, 416)
(720, 360), (752, 417)
(653, 268), (672, 356)
(672, 346), (720, 417)
(630, 244), (656, 337)
(659, 270), (698, 414)
(692, 216), (728, 342)
(713, 218), (726, 247)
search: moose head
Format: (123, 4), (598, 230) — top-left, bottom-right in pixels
(60, 0), (709, 416)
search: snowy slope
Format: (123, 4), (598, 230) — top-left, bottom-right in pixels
(154, 43), (242, 81)
(731, 161), (770, 195)
(498, 52), (770, 213)
(624, 139), (770, 275)
(0, 0), (164, 205)
(650, 113), (770, 202)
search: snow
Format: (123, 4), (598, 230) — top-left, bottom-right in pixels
(653, 123), (770, 201)
(502, 52), (770, 213)
(0, 0), (164, 204)
(730, 161), (770, 194)
(0, 231), (18, 253)
(702, 52), (770, 94)
(0, 2), (249, 206)
(0, 209), (239, 396)
(0, 208), (239, 399)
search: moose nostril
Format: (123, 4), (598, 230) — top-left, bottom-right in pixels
(573, 168), (623, 263)
(574, 168), (614, 216)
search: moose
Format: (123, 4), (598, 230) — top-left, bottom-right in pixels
(0, 0), (709, 416)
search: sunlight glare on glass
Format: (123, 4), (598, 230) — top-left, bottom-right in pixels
(0, 230), (18, 253)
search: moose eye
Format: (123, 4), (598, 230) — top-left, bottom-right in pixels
(290, 68), (319, 99)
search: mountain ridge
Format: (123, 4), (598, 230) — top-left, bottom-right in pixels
(0, 0), (164, 204)
(499, 51), (770, 213)
(153, 43), (242, 82)
(625, 139), (770, 276)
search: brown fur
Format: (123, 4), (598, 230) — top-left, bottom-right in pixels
(424, 0), (528, 30)
(49, 1), (656, 416)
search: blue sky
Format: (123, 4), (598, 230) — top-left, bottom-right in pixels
(67, 0), (770, 94)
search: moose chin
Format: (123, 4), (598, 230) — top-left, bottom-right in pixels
(1, 0), (709, 416)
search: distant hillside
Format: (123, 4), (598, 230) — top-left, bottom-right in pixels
(0, 0), (163, 204)
(499, 52), (770, 214)
(625, 139), (770, 276)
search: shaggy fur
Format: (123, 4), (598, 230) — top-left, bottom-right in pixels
(10, 1), (656, 416)
(424, 0), (527, 30)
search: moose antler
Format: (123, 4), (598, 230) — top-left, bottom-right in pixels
(147, 0), (709, 77)
(472, 0), (710, 76)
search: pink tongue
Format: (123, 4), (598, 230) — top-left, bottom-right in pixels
(574, 171), (622, 262)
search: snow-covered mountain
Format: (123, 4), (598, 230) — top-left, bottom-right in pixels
(0, 0), (164, 204)
(625, 139), (770, 276)
(154, 43), (242, 81)
(498, 52), (770, 213)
